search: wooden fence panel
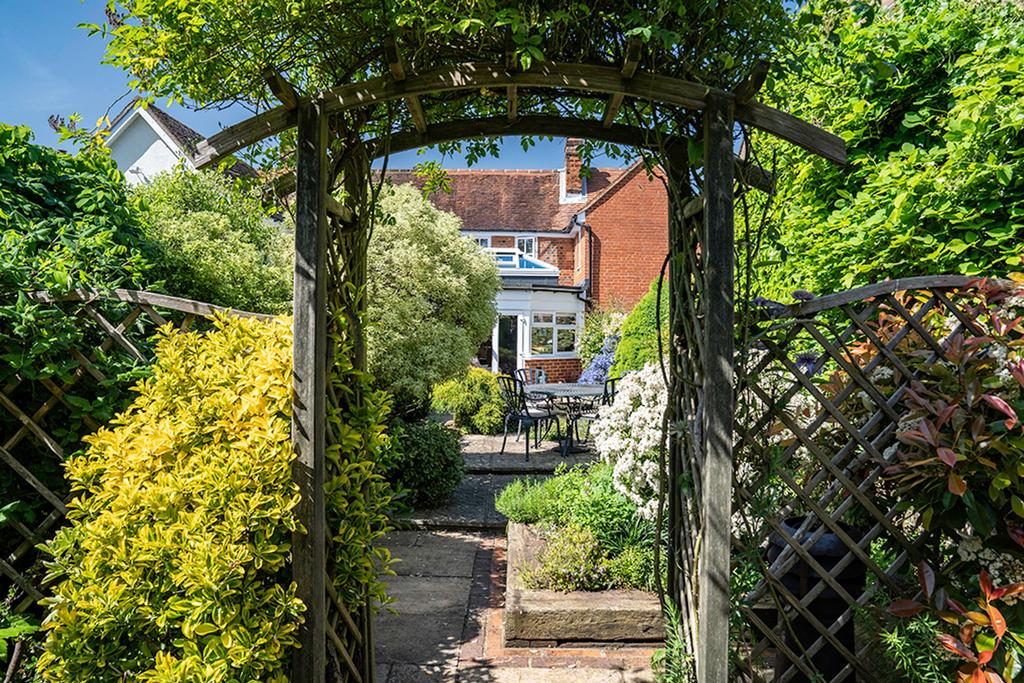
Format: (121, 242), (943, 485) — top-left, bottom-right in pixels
(731, 275), (987, 682)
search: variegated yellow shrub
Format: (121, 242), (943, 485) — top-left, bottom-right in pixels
(37, 315), (303, 682)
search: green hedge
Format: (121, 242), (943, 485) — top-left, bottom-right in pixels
(38, 316), (302, 681)
(133, 169), (292, 314)
(609, 278), (668, 376)
(758, 0), (1024, 298)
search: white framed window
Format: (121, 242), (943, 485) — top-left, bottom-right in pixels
(471, 235), (490, 248)
(516, 236), (536, 258)
(530, 312), (579, 356)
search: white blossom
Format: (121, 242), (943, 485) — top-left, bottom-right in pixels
(591, 363), (668, 519)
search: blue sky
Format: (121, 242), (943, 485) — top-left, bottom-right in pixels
(0, 2), (620, 169)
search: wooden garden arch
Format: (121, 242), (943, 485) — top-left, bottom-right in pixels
(194, 50), (846, 683)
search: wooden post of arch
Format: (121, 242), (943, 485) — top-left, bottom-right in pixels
(698, 93), (736, 683)
(292, 99), (328, 683)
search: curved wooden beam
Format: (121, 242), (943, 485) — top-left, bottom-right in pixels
(194, 62), (846, 168)
(265, 115), (774, 197)
(373, 115), (666, 156)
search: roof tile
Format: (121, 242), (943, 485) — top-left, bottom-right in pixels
(386, 167), (627, 233)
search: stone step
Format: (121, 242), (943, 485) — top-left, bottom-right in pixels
(397, 473), (517, 532)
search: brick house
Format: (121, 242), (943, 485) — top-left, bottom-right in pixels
(389, 139), (667, 381)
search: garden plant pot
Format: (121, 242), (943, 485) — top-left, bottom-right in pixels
(766, 516), (866, 682)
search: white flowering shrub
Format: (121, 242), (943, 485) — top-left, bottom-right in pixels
(591, 362), (667, 519)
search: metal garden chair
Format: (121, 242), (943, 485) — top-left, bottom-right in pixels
(496, 374), (557, 460)
(514, 367), (548, 385)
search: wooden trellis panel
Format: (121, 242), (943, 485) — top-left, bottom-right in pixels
(0, 290), (269, 615)
(731, 275), (985, 683)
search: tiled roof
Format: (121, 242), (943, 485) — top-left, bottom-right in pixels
(385, 167), (629, 233)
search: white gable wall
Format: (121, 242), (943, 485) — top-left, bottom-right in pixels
(107, 110), (193, 185)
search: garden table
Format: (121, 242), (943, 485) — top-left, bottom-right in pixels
(526, 382), (605, 456)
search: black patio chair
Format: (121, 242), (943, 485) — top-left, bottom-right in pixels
(497, 374), (557, 460)
(514, 367), (548, 385)
(601, 376), (621, 405)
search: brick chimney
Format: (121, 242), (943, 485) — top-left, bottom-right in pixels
(564, 138), (584, 194)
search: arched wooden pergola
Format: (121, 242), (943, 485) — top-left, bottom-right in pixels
(195, 48), (845, 683)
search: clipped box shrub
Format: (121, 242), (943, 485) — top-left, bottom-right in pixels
(37, 316), (304, 682)
(384, 419), (464, 509)
(431, 367), (504, 435)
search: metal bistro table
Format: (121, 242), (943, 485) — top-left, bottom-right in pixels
(527, 382), (605, 456)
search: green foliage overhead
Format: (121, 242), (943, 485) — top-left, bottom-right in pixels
(91, 0), (792, 163)
(368, 184), (499, 413)
(384, 419), (464, 509)
(610, 278), (667, 376)
(38, 316), (303, 682)
(133, 169), (292, 313)
(430, 367), (505, 435)
(759, 0), (1024, 298)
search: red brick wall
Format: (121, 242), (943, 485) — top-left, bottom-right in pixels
(538, 237), (575, 285)
(586, 167), (668, 310)
(524, 357), (582, 383)
(491, 235), (514, 248)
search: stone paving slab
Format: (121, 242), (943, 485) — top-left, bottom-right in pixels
(376, 531), (657, 683)
(384, 575), (474, 614)
(390, 531), (481, 578)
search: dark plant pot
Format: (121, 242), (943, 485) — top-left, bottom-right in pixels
(766, 516), (866, 683)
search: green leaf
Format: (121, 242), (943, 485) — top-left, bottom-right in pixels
(193, 623), (218, 637)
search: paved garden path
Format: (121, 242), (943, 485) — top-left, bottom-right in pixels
(375, 436), (656, 683)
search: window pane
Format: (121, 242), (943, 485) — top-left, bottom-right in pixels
(532, 313), (553, 324)
(557, 328), (576, 353)
(556, 314), (576, 326)
(517, 237), (535, 256)
(532, 326), (553, 355)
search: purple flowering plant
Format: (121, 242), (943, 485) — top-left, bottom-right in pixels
(579, 334), (619, 384)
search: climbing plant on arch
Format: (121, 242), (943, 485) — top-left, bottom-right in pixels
(94, 3), (845, 681)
